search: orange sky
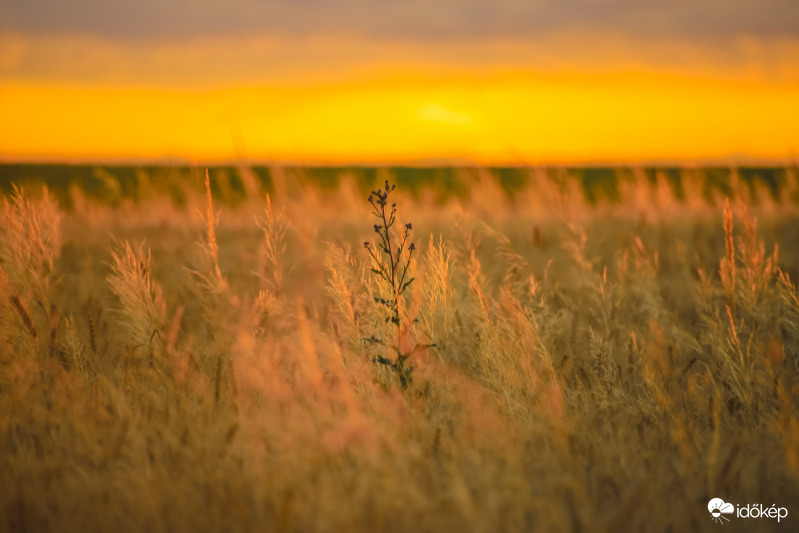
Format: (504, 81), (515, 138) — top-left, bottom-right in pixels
(2, 9), (799, 164)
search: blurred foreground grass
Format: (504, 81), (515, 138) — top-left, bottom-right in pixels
(1, 166), (798, 532)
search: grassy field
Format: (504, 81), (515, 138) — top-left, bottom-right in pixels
(1, 166), (798, 532)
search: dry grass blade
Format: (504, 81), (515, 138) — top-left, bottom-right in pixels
(256, 193), (289, 295)
(9, 294), (37, 339)
(203, 170), (225, 290)
(720, 197), (736, 301)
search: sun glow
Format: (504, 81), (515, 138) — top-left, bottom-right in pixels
(2, 30), (799, 164)
(2, 70), (797, 164)
(417, 103), (473, 127)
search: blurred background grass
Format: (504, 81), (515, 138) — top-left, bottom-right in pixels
(0, 164), (791, 209)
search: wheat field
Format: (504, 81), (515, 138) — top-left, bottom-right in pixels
(1, 166), (798, 532)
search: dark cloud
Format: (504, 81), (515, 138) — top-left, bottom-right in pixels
(1, 0), (798, 41)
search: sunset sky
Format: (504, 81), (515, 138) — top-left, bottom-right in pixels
(1, 0), (798, 164)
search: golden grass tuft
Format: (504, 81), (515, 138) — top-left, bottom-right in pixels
(107, 239), (167, 356)
(0, 185), (61, 300)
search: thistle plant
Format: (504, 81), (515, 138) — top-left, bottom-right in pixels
(363, 180), (428, 389)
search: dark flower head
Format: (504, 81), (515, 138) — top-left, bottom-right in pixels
(409, 242), (415, 251)
(405, 223), (412, 230)
(363, 241), (370, 248)
(385, 180), (390, 190)
(374, 224), (380, 233)
(392, 203), (396, 208)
